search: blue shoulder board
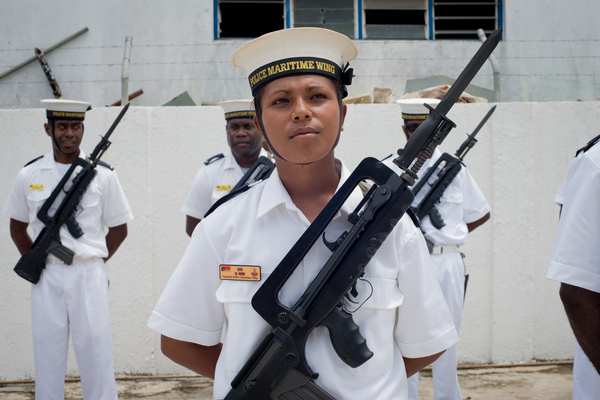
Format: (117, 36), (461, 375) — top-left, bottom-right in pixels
(204, 153), (224, 165)
(24, 155), (44, 167)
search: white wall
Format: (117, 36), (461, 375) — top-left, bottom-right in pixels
(1, 101), (596, 380)
(2, 0), (600, 108)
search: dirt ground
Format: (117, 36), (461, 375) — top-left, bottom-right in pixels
(0, 362), (574, 400)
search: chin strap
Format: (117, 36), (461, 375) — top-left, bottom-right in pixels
(49, 121), (64, 155)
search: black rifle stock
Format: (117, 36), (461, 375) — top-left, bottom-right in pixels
(412, 106), (496, 229)
(225, 28), (502, 400)
(13, 103), (130, 284)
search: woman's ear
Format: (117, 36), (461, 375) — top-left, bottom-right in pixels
(340, 104), (347, 132)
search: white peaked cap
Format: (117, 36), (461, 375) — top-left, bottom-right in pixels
(218, 99), (255, 120)
(41, 99), (91, 120)
(232, 28), (358, 95)
(397, 98), (441, 120)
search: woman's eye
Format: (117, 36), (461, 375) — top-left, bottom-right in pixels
(272, 98), (288, 105)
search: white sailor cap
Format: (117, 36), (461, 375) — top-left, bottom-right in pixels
(232, 27), (358, 96)
(397, 98), (441, 120)
(41, 99), (91, 121)
(218, 99), (255, 121)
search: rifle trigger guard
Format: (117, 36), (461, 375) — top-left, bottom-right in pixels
(322, 230), (347, 252)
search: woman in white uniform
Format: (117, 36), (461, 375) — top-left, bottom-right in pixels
(148, 28), (458, 400)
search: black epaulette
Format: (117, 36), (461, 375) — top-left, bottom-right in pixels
(204, 153), (224, 165)
(576, 133), (600, 156)
(24, 155), (44, 167)
(97, 160), (114, 170)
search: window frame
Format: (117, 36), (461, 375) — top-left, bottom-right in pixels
(213, 0), (502, 40)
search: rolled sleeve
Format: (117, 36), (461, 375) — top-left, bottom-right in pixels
(394, 224), (459, 358)
(147, 222), (225, 346)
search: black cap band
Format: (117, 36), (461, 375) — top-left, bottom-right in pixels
(224, 110), (256, 121)
(46, 110), (86, 121)
(248, 57), (347, 95)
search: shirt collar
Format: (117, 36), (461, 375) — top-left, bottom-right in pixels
(225, 148), (272, 171)
(40, 149), (85, 169)
(257, 159), (363, 220)
(223, 149), (238, 170)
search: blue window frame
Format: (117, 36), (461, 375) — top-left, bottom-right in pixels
(214, 0), (501, 40)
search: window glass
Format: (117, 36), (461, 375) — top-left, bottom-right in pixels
(218, 0), (285, 38)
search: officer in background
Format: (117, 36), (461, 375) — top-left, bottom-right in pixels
(181, 99), (269, 236)
(384, 98), (491, 400)
(548, 134), (600, 399)
(3, 99), (133, 400)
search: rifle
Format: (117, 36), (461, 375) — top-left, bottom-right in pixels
(411, 105), (496, 229)
(203, 155), (275, 218)
(225, 29), (502, 400)
(13, 103), (130, 284)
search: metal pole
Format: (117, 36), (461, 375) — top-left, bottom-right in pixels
(0, 27), (89, 80)
(121, 36), (133, 106)
(477, 29), (501, 102)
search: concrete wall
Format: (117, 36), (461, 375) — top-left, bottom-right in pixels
(1, 101), (596, 380)
(1, 0), (600, 108)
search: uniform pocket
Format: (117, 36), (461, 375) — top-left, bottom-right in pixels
(440, 185), (463, 206)
(216, 278), (272, 375)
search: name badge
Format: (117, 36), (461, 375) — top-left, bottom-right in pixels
(216, 185), (232, 192)
(220, 264), (261, 281)
(29, 184), (44, 191)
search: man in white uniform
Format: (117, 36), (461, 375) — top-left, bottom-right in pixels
(149, 28), (458, 400)
(3, 99), (133, 400)
(384, 98), (491, 400)
(181, 99), (270, 236)
(548, 134), (600, 399)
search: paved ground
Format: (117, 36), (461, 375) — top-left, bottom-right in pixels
(0, 362), (574, 399)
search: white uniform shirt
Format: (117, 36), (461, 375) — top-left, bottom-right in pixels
(181, 149), (270, 219)
(149, 161), (458, 400)
(548, 143), (600, 293)
(384, 148), (490, 246)
(3, 151), (133, 259)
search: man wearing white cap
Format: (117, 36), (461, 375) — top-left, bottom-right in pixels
(548, 134), (600, 399)
(383, 98), (491, 400)
(3, 99), (133, 400)
(181, 99), (269, 236)
(149, 28), (457, 400)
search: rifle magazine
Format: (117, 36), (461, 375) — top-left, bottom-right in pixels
(278, 379), (335, 400)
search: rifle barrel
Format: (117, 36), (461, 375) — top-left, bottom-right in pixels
(89, 102), (130, 163)
(455, 105), (496, 160)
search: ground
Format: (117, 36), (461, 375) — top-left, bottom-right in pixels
(0, 362), (574, 399)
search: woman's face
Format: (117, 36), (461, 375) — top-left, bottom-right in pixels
(255, 74), (346, 165)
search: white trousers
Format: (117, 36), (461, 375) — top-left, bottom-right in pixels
(408, 252), (464, 400)
(31, 259), (118, 400)
(573, 340), (600, 400)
